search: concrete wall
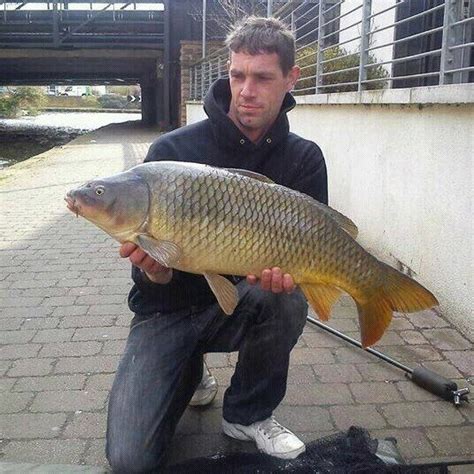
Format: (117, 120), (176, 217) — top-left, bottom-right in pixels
(186, 85), (473, 339)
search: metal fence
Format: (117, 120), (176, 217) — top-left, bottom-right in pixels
(189, 0), (473, 99)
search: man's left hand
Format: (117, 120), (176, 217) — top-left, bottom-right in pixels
(246, 267), (295, 293)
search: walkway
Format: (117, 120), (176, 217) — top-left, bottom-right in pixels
(0, 122), (472, 472)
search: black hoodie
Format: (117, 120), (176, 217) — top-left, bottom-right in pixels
(128, 79), (328, 315)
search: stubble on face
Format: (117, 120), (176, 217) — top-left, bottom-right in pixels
(227, 52), (299, 143)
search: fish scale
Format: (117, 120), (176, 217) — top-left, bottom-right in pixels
(66, 160), (439, 347)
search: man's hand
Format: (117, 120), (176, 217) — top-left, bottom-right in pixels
(246, 267), (295, 293)
(120, 242), (173, 284)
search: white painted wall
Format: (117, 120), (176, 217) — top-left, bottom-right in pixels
(186, 86), (474, 340)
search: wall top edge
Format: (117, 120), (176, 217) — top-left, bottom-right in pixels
(294, 84), (474, 106)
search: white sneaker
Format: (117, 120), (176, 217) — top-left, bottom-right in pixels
(222, 416), (306, 459)
(189, 361), (218, 407)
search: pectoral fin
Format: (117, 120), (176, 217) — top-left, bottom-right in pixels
(136, 235), (181, 267)
(301, 283), (342, 321)
(204, 273), (238, 315)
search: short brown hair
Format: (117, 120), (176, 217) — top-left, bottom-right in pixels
(225, 16), (295, 74)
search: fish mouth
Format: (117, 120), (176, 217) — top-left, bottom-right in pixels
(64, 195), (80, 217)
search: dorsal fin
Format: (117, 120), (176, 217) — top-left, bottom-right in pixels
(225, 168), (275, 184)
(322, 206), (359, 240)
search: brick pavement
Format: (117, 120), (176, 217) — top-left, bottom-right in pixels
(0, 122), (473, 472)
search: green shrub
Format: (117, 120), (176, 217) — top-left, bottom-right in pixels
(0, 87), (46, 117)
(98, 94), (129, 109)
(295, 44), (388, 94)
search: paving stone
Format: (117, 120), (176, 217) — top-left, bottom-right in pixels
(55, 356), (120, 374)
(63, 412), (107, 438)
(55, 278), (89, 288)
(370, 428), (434, 460)
(210, 367), (234, 386)
(0, 378), (16, 391)
(290, 347), (336, 365)
(22, 317), (60, 330)
(422, 329), (472, 351)
(1, 439), (88, 465)
(349, 381), (403, 403)
(0, 413), (67, 438)
(0, 360), (11, 376)
(87, 304), (127, 316)
(274, 405), (334, 432)
(407, 310), (449, 329)
(330, 405), (387, 430)
(1, 319), (23, 331)
(115, 314), (132, 326)
(381, 401), (465, 427)
(68, 286), (100, 296)
(287, 365), (317, 384)
(52, 305), (90, 317)
(420, 360), (464, 379)
(0, 344), (41, 360)
(31, 390), (108, 412)
(83, 439), (109, 468)
(381, 345), (443, 362)
(399, 330), (429, 345)
(0, 330), (36, 344)
(85, 374), (114, 391)
(176, 408), (202, 434)
(312, 364), (362, 383)
(13, 374), (86, 392)
(283, 383), (353, 406)
(7, 358), (55, 377)
(2, 307), (53, 318)
(41, 296), (77, 307)
(443, 351), (474, 376)
(425, 425), (474, 456)
(0, 297), (44, 307)
(10, 280), (59, 289)
(72, 327), (128, 342)
(33, 328), (75, 343)
(302, 331), (346, 348)
(389, 318), (414, 331)
(0, 392), (33, 413)
(396, 380), (440, 401)
(88, 278), (131, 287)
(373, 331), (405, 346)
(75, 294), (127, 306)
(334, 347), (374, 364)
(324, 319), (359, 332)
(39, 341), (102, 358)
(356, 362), (406, 382)
(60, 315), (116, 329)
(101, 340), (126, 355)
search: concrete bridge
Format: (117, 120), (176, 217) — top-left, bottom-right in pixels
(0, 0), (204, 127)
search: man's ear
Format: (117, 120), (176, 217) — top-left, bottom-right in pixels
(286, 65), (301, 91)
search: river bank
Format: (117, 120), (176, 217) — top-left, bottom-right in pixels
(0, 111), (141, 169)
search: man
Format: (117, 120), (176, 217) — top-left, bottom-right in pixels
(106, 16), (328, 473)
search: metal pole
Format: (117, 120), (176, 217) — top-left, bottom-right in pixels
(202, 0), (207, 58)
(440, 0), (457, 85)
(163, 0), (171, 126)
(267, 0), (273, 17)
(316, 0), (326, 94)
(52, 0), (60, 47)
(358, 0), (372, 92)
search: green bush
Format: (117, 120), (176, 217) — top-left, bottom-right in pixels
(98, 94), (129, 109)
(295, 44), (388, 94)
(0, 87), (46, 117)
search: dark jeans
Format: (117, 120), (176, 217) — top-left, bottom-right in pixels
(106, 280), (308, 473)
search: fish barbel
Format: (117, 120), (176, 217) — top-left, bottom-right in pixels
(65, 161), (438, 347)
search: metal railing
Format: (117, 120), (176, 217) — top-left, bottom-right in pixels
(189, 0), (473, 99)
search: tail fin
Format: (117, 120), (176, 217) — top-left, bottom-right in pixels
(357, 262), (438, 347)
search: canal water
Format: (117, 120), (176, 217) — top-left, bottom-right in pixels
(0, 111), (141, 169)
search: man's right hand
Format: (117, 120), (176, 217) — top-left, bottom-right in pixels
(119, 242), (173, 284)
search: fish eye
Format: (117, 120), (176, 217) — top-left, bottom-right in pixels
(95, 186), (105, 196)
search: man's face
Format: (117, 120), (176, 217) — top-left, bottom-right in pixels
(227, 51), (300, 142)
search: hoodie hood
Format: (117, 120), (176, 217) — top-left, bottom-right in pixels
(203, 78), (296, 153)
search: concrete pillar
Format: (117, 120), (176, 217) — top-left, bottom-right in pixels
(141, 77), (163, 126)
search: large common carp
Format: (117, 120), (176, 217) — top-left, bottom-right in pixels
(65, 161), (438, 347)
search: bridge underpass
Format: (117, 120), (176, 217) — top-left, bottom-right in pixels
(0, 0), (204, 127)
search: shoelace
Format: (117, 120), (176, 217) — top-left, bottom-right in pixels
(258, 417), (291, 439)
